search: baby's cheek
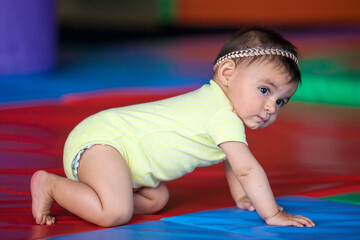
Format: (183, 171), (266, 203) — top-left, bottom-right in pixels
(267, 115), (278, 127)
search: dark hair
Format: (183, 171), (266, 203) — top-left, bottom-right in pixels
(214, 27), (301, 83)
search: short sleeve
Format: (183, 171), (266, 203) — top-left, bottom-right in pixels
(206, 107), (247, 146)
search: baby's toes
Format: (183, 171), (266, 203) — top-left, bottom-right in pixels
(35, 215), (45, 225)
(45, 215), (55, 225)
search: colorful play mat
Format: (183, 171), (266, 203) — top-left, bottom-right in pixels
(0, 27), (359, 239)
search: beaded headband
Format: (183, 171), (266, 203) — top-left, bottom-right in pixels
(213, 47), (299, 71)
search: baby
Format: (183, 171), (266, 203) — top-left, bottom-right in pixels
(31, 27), (315, 228)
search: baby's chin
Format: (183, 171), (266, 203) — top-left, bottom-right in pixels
(244, 123), (262, 130)
(244, 121), (273, 130)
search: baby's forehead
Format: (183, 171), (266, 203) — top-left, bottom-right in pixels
(238, 56), (289, 73)
(251, 56), (300, 82)
(241, 59), (295, 84)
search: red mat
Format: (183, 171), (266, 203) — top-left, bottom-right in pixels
(1, 90), (359, 239)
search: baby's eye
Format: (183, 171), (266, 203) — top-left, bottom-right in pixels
(276, 99), (285, 107)
(259, 88), (269, 95)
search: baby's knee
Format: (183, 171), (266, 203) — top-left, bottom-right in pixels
(153, 191), (169, 212)
(135, 183), (169, 214)
(97, 208), (133, 227)
(149, 183), (170, 213)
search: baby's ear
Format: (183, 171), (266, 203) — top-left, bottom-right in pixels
(217, 60), (236, 83)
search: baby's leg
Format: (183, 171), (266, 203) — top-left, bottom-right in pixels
(31, 145), (134, 227)
(133, 182), (169, 214)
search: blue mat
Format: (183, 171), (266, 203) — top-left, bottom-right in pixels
(41, 196), (360, 240)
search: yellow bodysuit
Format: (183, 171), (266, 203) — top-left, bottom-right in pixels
(63, 80), (247, 188)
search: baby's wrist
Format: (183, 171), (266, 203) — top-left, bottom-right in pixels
(264, 209), (281, 221)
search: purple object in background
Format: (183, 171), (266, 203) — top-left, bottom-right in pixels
(0, 0), (57, 76)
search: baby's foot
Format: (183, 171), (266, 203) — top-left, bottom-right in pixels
(31, 170), (55, 225)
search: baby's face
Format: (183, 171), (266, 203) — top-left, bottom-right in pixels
(226, 60), (298, 129)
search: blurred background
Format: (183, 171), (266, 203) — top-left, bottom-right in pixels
(0, 1), (360, 239)
(0, 0), (359, 107)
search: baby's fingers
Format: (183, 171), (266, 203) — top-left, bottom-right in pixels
(293, 215), (315, 227)
(236, 196), (255, 211)
(288, 219), (304, 227)
(266, 211), (315, 227)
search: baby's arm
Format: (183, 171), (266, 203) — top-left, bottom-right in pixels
(224, 160), (255, 211)
(220, 141), (315, 227)
(224, 160), (284, 212)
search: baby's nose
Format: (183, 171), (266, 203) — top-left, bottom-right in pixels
(265, 100), (276, 114)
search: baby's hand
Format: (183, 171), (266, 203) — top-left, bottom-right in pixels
(236, 196), (283, 212)
(236, 195), (255, 211)
(265, 211), (315, 227)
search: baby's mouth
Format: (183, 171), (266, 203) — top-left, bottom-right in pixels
(257, 116), (267, 123)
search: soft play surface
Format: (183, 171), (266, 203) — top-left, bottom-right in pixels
(1, 28), (360, 239)
(39, 196), (360, 240)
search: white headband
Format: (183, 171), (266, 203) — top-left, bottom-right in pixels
(213, 47), (299, 71)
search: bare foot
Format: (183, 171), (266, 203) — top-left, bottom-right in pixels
(31, 170), (56, 225)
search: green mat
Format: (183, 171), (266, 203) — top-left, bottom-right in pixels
(321, 192), (360, 205)
(294, 51), (360, 107)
